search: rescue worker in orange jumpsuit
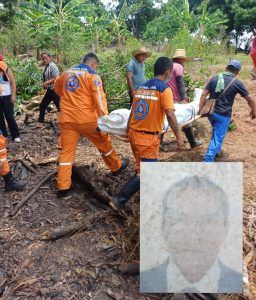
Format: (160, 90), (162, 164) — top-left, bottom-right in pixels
(0, 129), (26, 191)
(54, 53), (128, 199)
(110, 57), (184, 212)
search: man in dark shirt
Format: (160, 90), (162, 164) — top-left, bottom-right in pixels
(199, 60), (256, 162)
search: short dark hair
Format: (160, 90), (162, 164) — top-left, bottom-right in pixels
(41, 52), (52, 58)
(82, 53), (100, 64)
(154, 57), (173, 76)
(162, 175), (229, 230)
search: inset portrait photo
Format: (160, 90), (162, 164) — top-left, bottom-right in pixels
(140, 162), (243, 294)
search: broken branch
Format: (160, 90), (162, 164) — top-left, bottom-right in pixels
(40, 214), (95, 240)
(9, 171), (57, 217)
(72, 166), (112, 205)
(17, 159), (36, 174)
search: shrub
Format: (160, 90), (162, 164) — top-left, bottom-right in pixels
(5, 56), (42, 108)
(183, 72), (204, 100)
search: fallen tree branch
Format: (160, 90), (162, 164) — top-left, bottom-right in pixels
(2, 278), (38, 300)
(9, 171), (57, 217)
(26, 156), (39, 170)
(19, 130), (38, 135)
(36, 157), (58, 166)
(17, 159), (37, 174)
(40, 214), (95, 240)
(72, 166), (112, 205)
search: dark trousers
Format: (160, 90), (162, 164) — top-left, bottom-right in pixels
(38, 88), (60, 123)
(0, 95), (20, 138)
(128, 90), (133, 109)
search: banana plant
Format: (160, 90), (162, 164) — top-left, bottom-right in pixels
(19, 0), (88, 62)
(18, 0), (47, 60)
(109, 0), (131, 48)
(196, 0), (227, 54)
(83, 11), (111, 52)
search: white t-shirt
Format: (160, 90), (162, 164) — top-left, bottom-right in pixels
(0, 71), (11, 96)
(0, 80), (11, 96)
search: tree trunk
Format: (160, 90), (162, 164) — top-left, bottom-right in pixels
(56, 33), (61, 63)
(36, 48), (41, 61)
(96, 32), (99, 53)
(197, 26), (204, 56)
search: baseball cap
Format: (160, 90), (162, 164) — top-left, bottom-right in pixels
(227, 60), (241, 70)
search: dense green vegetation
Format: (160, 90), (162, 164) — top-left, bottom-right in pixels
(0, 0), (255, 110)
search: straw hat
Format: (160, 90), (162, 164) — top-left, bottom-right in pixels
(173, 49), (192, 61)
(132, 46), (151, 58)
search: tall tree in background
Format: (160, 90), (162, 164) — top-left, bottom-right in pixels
(196, 0), (227, 53)
(232, 0), (256, 33)
(189, 0), (243, 43)
(19, 0), (48, 60)
(0, 0), (18, 26)
(110, 0), (131, 48)
(116, 0), (158, 37)
(143, 0), (196, 42)
(19, 0), (87, 62)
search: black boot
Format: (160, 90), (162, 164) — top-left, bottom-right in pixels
(110, 174), (140, 212)
(112, 157), (129, 176)
(57, 188), (74, 200)
(3, 172), (26, 192)
(183, 126), (204, 149)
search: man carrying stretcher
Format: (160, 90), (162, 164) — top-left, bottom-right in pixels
(54, 53), (128, 199)
(110, 57), (184, 212)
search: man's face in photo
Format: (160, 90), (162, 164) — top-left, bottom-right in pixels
(163, 176), (229, 283)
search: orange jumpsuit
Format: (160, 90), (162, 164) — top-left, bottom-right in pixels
(0, 63), (15, 176)
(54, 64), (122, 191)
(128, 78), (174, 174)
(0, 132), (10, 176)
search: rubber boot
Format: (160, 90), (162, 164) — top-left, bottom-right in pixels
(112, 157), (129, 176)
(110, 174), (140, 212)
(183, 126), (204, 149)
(3, 172), (26, 192)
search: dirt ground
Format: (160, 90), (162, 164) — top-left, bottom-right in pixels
(0, 80), (256, 299)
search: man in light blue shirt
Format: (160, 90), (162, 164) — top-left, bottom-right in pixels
(126, 46), (151, 108)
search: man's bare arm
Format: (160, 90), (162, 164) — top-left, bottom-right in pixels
(198, 90), (209, 114)
(126, 72), (135, 96)
(165, 108), (185, 150)
(44, 77), (57, 88)
(244, 95), (256, 119)
(7, 69), (16, 104)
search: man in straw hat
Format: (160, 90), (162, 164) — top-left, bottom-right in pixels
(126, 46), (151, 108)
(166, 49), (204, 149)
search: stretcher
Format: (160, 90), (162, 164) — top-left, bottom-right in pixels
(98, 88), (203, 142)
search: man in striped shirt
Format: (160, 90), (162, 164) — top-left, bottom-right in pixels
(37, 52), (60, 127)
(54, 53), (128, 199)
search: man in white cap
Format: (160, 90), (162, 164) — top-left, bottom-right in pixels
(126, 46), (151, 108)
(166, 49), (204, 149)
